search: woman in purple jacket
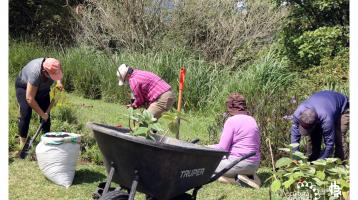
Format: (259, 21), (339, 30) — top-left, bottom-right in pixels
(210, 93), (261, 188)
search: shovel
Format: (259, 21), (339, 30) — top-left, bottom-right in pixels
(19, 91), (60, 159)
(175, 67), (186, 139)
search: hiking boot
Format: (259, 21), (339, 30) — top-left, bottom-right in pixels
(237, 174), (261, 189)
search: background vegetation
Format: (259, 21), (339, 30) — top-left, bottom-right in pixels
(9, 0), (349, 169)
(9, 0), (349, 199)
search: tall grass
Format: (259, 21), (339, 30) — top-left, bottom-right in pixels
(9, 40), (55, 80)
(9, 40), (233, 110)
(203, 47), (300, 165)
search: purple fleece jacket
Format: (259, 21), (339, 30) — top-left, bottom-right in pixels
(214, 114), (261, 164)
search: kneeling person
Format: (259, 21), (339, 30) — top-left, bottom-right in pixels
(210, 93), (261, 188)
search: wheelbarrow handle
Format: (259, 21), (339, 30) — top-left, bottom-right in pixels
(209, 152), (256, 183)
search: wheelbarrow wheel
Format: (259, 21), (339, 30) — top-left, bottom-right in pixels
(99, 190), (129, 200)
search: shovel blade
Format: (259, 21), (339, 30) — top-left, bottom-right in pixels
(19, 138), (32, 159)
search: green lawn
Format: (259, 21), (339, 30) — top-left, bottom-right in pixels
(9, 91), (280, 200)
(64, 94), (217, 143)
(9, 159), (279, 200)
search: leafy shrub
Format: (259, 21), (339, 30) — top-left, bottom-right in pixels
(51, 119), (81, 134)
(289, 49), (349, 99)
(9, 0), (77, 45)
(276, 0), (349, 69)
(206, 113), (226, 144)
(293, 26), (348, 68)
(270, 144), (349, 199)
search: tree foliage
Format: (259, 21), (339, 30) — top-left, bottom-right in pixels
(9, 0), (79, 45)
(275, 0), (349, 69)
(75, 0), (287, 66)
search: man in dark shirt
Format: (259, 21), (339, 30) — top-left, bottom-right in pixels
(291, 90), (349, 161)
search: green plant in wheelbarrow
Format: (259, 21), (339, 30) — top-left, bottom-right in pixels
(126, 108), (164, 141)
(269, 143), (349, 199)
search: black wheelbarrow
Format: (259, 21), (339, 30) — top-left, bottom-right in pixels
(87, 122), (255, 200)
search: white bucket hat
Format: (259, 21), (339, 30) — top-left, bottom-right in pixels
(117, 64), (129, 86)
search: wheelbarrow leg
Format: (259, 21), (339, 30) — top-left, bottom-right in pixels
(128, 170), (139, 200)
(103, 163), (116, 195)
(191, 186), (201, 200)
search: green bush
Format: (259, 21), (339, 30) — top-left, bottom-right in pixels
(277, 0), (349, 69)
(289, 49), (349, 99)
(9, 0), (77, 45)
(293, 26), (348, 68)
(270, 144), (349, 199)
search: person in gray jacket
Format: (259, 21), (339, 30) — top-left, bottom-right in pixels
(15, 58), (64, 146)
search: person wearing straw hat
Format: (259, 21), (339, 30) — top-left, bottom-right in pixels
(116, 64), (175, 119)
(15, 58), (64, 146)
(291, 90), (349, 161)
(209, 93), (261, 189)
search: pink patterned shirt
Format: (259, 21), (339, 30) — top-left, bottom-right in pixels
(129, 69), (171, 108)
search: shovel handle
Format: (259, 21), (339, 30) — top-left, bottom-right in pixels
(19, 121), (45, 159)
(177, 67), (186, 112)
(176, 67), (186, 139)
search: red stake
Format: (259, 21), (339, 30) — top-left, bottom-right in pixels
(176, 67), (186, 139)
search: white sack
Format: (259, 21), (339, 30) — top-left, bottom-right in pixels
(36, 141), (80, 188)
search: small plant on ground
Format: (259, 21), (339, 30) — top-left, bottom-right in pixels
(269, 143), (349, 200)
(126, 108), (164, 141)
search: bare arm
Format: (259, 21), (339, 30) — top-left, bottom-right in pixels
(26, 83), (49, 121)
(56, 80), (64, 91)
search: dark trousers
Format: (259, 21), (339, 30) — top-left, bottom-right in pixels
(334, 108), (350, 160)
(306, 106), (350, 161)
(15, 81), (51, 138)
(306, 128), (322, 161)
